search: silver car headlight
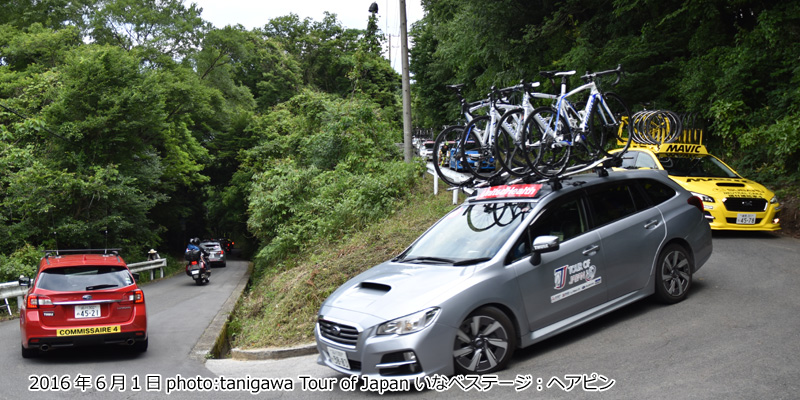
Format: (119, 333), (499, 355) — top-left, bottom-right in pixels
(691, 192), (715, 203)
(770, 196), (778, 204)
(376, 308), (440, 336)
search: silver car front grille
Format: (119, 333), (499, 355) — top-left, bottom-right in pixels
(318, 319), (359, 346)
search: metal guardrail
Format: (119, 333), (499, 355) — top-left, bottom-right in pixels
(1, 281), (26, 315)
(128, 258), (168, 281)
(0, 258), (167, 315)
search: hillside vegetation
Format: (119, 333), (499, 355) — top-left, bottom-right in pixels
(229, 174), (457, 348)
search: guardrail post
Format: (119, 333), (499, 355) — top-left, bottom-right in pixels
(453, 189), (458, 205)
(433, 171), (438, 195)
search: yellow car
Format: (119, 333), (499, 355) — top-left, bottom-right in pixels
(611, 142), (781, 231)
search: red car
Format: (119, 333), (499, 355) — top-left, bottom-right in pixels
(18, 250), (148, 358)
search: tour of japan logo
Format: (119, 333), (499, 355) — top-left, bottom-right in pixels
(554, 265), (568, 290)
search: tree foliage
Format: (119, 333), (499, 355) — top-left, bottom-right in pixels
(1, 1), (408, 269)
(411, 0), (800, 187)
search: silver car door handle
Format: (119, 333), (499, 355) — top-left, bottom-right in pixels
(644, 219), (660, 229)
(582, 245), (599, 256)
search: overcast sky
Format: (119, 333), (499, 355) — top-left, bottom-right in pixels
(189, 0), (425, 72)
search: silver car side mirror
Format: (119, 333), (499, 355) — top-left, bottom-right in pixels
(530, 235), (560, 266)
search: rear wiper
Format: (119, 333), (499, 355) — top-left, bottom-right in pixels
(86, 284), (118, 291)
(399, 256), (456, 265)
(452, 257), (492, 266)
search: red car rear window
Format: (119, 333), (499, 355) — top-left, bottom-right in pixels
(37, 266), (134, 292)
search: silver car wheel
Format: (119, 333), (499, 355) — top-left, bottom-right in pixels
(453, 307), (515, 374)
(655, 244), (692, 304)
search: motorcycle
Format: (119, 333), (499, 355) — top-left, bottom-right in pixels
(184, 249), (211, 285)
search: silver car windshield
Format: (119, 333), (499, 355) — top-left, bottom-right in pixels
(397, 202), (533, 266)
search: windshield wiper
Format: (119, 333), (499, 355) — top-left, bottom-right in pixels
(85, 284), (118, 291)
(452, 257), (492, 266)
(399, 256), (456, 265)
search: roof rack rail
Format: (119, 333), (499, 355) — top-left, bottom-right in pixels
(44, 248), (122, 257)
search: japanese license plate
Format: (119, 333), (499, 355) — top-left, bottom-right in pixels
(327, 347), (350, 370)
(74, 304), (101, 319)
(736, 213), (756, 224)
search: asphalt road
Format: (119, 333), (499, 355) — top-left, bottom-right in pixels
(2, 232), (799, 399)
(0, 259), (249, 400)
(206, 231), (800, 399)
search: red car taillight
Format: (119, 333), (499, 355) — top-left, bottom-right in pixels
(688, 196), (704, 212)
(27, 295), (53, 309)
(126, 289), (144, 304)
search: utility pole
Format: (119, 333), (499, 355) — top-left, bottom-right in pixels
(399, 0), (413, 162)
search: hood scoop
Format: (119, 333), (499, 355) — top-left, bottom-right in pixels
(359, 282), (391, 293)
(716, 182), (745, 187)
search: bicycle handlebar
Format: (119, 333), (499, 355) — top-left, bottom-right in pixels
(580, 64), (624, 86)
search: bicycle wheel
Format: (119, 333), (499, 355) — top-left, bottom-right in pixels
(526, 107), (570, 178)
(494, 109), (534, 177)
(464, 204), (499, 232)
(432, 125), (471, 187)
(586, 92), (632, 158)
(461, 116), (502, 180)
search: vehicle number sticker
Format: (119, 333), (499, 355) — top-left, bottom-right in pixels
(736, 213), (756, 224)
(57, 325), (121, 337)
(327, 347), (350, 370)
(74, 304), (101, 319)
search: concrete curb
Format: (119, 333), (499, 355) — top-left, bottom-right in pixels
(190, 261), (320, 363)
(230, 343), (318, 360)
(190, 261), (252, 363)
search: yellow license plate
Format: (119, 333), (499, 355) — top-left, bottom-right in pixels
(57, 325), (121, 337)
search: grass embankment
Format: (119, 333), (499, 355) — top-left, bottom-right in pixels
(229, 174), (460, 349)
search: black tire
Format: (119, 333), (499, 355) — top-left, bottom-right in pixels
(525, 107), (570, 178)
(587, 92), (631, 158)
(453, 306), (516, 375)
(494, 109), (534, 177)
(21, 344), (37, 359)
(133, 338), (148, 353)
(654, 244), (693, 304)
(195, 277), (204, 285)
(461, 116), (502, 180)
(432, 125), (471, 186)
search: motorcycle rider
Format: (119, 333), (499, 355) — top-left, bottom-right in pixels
(185, 238), (210, 276)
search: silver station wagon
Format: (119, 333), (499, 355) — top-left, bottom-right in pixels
(315, 169), (712, 378)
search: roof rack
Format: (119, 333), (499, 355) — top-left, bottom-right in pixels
(44, 248), (121, 257)
(455, 155), (621, 197)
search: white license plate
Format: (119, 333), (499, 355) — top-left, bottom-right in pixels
(75, 304), (101, 319)
(327, 347), (350, 370)
(736, 213), (756, 224)
(191, 269), (199, 275)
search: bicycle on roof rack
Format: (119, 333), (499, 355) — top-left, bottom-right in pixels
(431, 84), (491, 187)
(524, 64), (633, 178)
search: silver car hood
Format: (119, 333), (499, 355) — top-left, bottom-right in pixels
(321, 261), (475, 323)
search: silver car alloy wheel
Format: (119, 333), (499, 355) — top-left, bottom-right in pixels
(453, 307), (514, 374)
(660, 248), (690, 297)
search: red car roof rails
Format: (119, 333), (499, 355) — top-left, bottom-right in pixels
(43, 248), (122, 259)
